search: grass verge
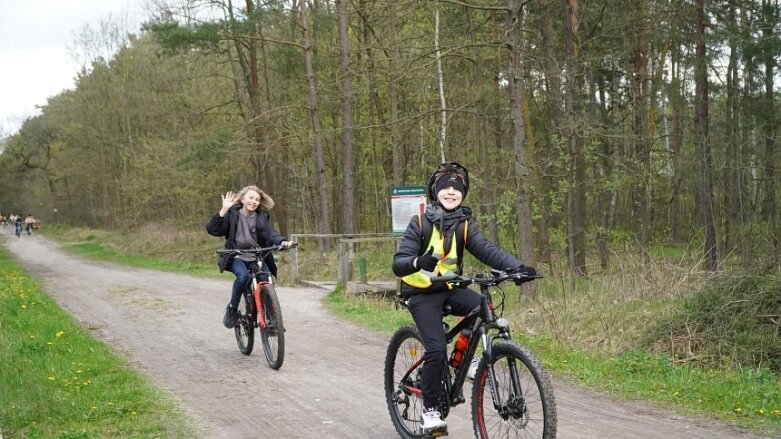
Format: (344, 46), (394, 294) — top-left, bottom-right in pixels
(324, 287), (781, 434)
(37, 225), (781, 434)
(0, 246), (198, 438)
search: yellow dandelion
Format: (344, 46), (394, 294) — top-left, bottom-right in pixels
(132, 411), (138, 415)
(55, 331), (64, 337)
(48, 376), (55, 381)
(21, 304), (27, 309)
(47, 342), (53, 346)
(673, 391), (680, 398)
(757, 409), (766, 416)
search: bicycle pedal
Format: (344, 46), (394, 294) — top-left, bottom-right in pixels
(428, 430), (448, 438)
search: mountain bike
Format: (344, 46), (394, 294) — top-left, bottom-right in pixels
(384, 270), (557, 438)
(216, 243), (296, 370)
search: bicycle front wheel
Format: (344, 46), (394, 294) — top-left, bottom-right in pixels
(471, 341), (557, 439)
(259, 284), (285, 370)
(234, 290), (255, 355)
(384, 324), (429, 439)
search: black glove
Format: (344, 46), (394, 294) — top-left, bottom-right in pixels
(511, 265), (537, 277)
(416, 247), (438, 271)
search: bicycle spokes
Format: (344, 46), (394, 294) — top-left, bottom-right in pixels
(386, 327), (428, 437)
(474, 344), (552, 438)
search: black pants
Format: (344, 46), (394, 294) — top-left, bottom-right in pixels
(406, 288), (480, 409)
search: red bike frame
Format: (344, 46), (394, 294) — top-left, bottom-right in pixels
(251, 277), (273, 329)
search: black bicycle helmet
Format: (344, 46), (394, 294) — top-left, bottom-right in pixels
(426, 162), (470, 202)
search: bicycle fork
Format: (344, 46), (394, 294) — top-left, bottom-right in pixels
(480, 320), (525, 417)
(250, 278), (267, 329)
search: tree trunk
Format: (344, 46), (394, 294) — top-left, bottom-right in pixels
(506, 0), (536, 297)
(388, 2), (404, 186)
(694, 0), (718, 271)
(761, 0), (780, 261)
(630, 0), (652, 269)
(435, 4), (447, 161)
(536, 2), (559, 266)
(723, 2), (738, 254)
(299, 0), (332, 250)
(669, 42), (684, 243)
(563, 0), (587, 276)
(337, 0), (357, 235)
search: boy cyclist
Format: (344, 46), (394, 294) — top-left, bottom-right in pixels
(392, 162), (537, 434)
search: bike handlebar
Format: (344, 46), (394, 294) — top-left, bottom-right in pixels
(216, 242), (298, 256)
(431, 269), (542, 287)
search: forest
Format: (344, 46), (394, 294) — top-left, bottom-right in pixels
(0, 0), (780, 277)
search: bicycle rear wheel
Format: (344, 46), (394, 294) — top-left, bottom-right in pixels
(234, 290), (255, 355)
(259, 284), (285, 369)
(471, 341), (557, 438)
(384, 324), (430, 439)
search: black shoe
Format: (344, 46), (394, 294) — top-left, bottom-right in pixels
(223, 304), (239, 328)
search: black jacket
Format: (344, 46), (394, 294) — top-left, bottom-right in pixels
(392, 205), (524, 296)
(205, 205), (285, 276)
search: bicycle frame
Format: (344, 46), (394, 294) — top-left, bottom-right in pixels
(249, 267), (273, 329)
(400, 277), (521, 415)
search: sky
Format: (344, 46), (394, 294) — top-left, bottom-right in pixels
(0, 0), (146, 136)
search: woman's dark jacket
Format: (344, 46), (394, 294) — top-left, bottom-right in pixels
(205, 205), (285, 276)
(392, 205), (524, 297)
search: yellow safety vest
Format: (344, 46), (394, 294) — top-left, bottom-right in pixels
(402, 225), (460, 289)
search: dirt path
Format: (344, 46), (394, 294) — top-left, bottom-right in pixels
(1, 230), (772, 438)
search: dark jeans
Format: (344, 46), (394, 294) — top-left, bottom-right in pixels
(405, 288), (480, 409)
(230, 258), (258, 308)
(228, 259), (269, 308)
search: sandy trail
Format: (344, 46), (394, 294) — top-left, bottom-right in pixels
(1, 230), (770, 438)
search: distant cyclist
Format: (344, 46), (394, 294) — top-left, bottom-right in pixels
(24, 214), (35, 236)
(205, 185), (293, 329)
(392, 162), (537, 434)
(14, 215), (23, 238)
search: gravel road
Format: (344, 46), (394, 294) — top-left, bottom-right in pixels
(2, 230), (772, 438)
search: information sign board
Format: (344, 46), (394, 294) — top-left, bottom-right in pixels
(390, 186), (427, 234)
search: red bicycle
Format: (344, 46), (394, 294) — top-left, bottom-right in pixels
(217, 243), (296, 369)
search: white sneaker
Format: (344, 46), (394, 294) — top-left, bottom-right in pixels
(421, 407), (447, 433)
(467, 358), (479, 381)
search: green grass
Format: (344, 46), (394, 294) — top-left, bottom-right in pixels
(34, 225), (781, 434)
(522, 339), (781, 430)
(325, 286), (781, 434)
(57, 230), (218, 278)
(0, 247), (198, 438)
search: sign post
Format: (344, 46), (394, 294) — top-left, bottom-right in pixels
(391, 185), (427, 234)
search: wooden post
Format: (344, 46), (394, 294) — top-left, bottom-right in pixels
(290, 234), (299, 285)
(337, 239), (348, 287)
